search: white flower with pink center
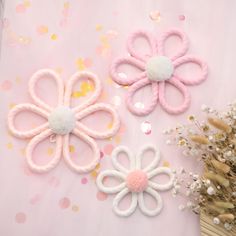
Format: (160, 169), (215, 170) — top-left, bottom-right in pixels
(96, 144), (174, 217)
(8, 69), (120, 173)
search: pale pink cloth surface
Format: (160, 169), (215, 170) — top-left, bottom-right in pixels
(0, 0), (236, 236)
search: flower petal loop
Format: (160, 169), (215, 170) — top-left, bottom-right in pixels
(8, 103), (49, 138)
(29, 69), (64, 112)
(127, 30), (157, 61)
(113, 188), (138, 217)
(26, 129), (62, 173)
(75, 103), (120, 139)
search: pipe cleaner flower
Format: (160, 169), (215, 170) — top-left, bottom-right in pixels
(96, 144), (174, 217)
(110, 29), (208, 116)
(8, 69), (120, 173)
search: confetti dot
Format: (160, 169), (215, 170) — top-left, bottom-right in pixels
(71, 205), (79, 212)
(96, 24), (103, 31)
(37, 25), (48, 35)
(47, 147), (54, 156)
(81, 177), (88, 184)
(23, 1), (31, 8)
(69, 145), (75, 153)
(16, 4), (26, 13)
(141, 121), (152, 135)
(15, 212), (26, 224)
(7, 142), (13, 149)
(48, 176), (60, 187)
(30, 194), (42, 205)
(103, 144), (114, 155)
(90, 170), (98, 179)
(96, 191), (108, 201)
(51, 34), (58, 40)
(59, 197), (70, 209)
(1, 80), (12, 91)
(149, 11), (161, 21)
(100, 151), (104, 159)
(163, 160), (170, 167)
(179, 15), (185, 21)
(84, 58), (92, 67)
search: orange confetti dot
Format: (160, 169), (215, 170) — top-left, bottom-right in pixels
(37, 25), (48, 35)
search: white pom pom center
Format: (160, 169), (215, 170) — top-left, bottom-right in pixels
(146, 56), (174, 81)
(48, 106), (76, 135)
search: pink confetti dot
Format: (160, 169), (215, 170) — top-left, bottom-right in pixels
(103, 144), (114, 155)
(179, 15), (185, 21)
(16, 4), (26, 13)
(15, 212), (26, 224)
(30, 194), (42, 205)
(81, 177), (88, 184)
(1, 80), (12, 91)
(100, 151), (104, 159)
(96, 191), (108, 201)
(59, 197), (70, 209)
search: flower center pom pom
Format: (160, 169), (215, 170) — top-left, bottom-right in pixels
(146, 56), (174, 81)
(48, 106), (76, 135)
(126, 170), (148, 192)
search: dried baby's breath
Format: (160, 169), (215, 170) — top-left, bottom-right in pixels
(167, 103), (236, 230)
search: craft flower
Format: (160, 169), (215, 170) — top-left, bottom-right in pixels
(96, 144), (174, 217)
(8, 69), (120, 173)
(110, 29), (208, 116)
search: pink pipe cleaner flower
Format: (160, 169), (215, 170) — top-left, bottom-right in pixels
(110, 29), (208, 116)
(8, 69), (120, 173)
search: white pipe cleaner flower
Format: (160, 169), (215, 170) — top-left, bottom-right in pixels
(96, 144), (174, 217)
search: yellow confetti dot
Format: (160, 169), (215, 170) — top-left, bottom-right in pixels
(64, 2), (70, 9)
(69, 145), (75, 153)
(47, 147), (54, 156)
(115, 135), (121, 144)
(7, 142), (13, 149)
(51, 34), (58, 40)
(95, 24), (103, 31)
(55, 67), (63, 74)
(107, 122), (113, 129)
(90, 170), (98, 179)
(76, 58), (85, 70)
(15, 77), (21, 84)
(9, 103), (16, 109)
(163, 161), (170, 167)
(23, 0), (31, 7)
(95, 163), (100, 170)
(71, 205), (79, 212)
(20, 148), (26, 156)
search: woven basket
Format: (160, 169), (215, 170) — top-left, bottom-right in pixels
(200, 212), (236, 236)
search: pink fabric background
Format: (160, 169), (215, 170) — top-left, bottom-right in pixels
(0, 0), (236, 235)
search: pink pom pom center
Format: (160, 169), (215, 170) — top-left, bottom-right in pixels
(126, 170), (148, 192)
